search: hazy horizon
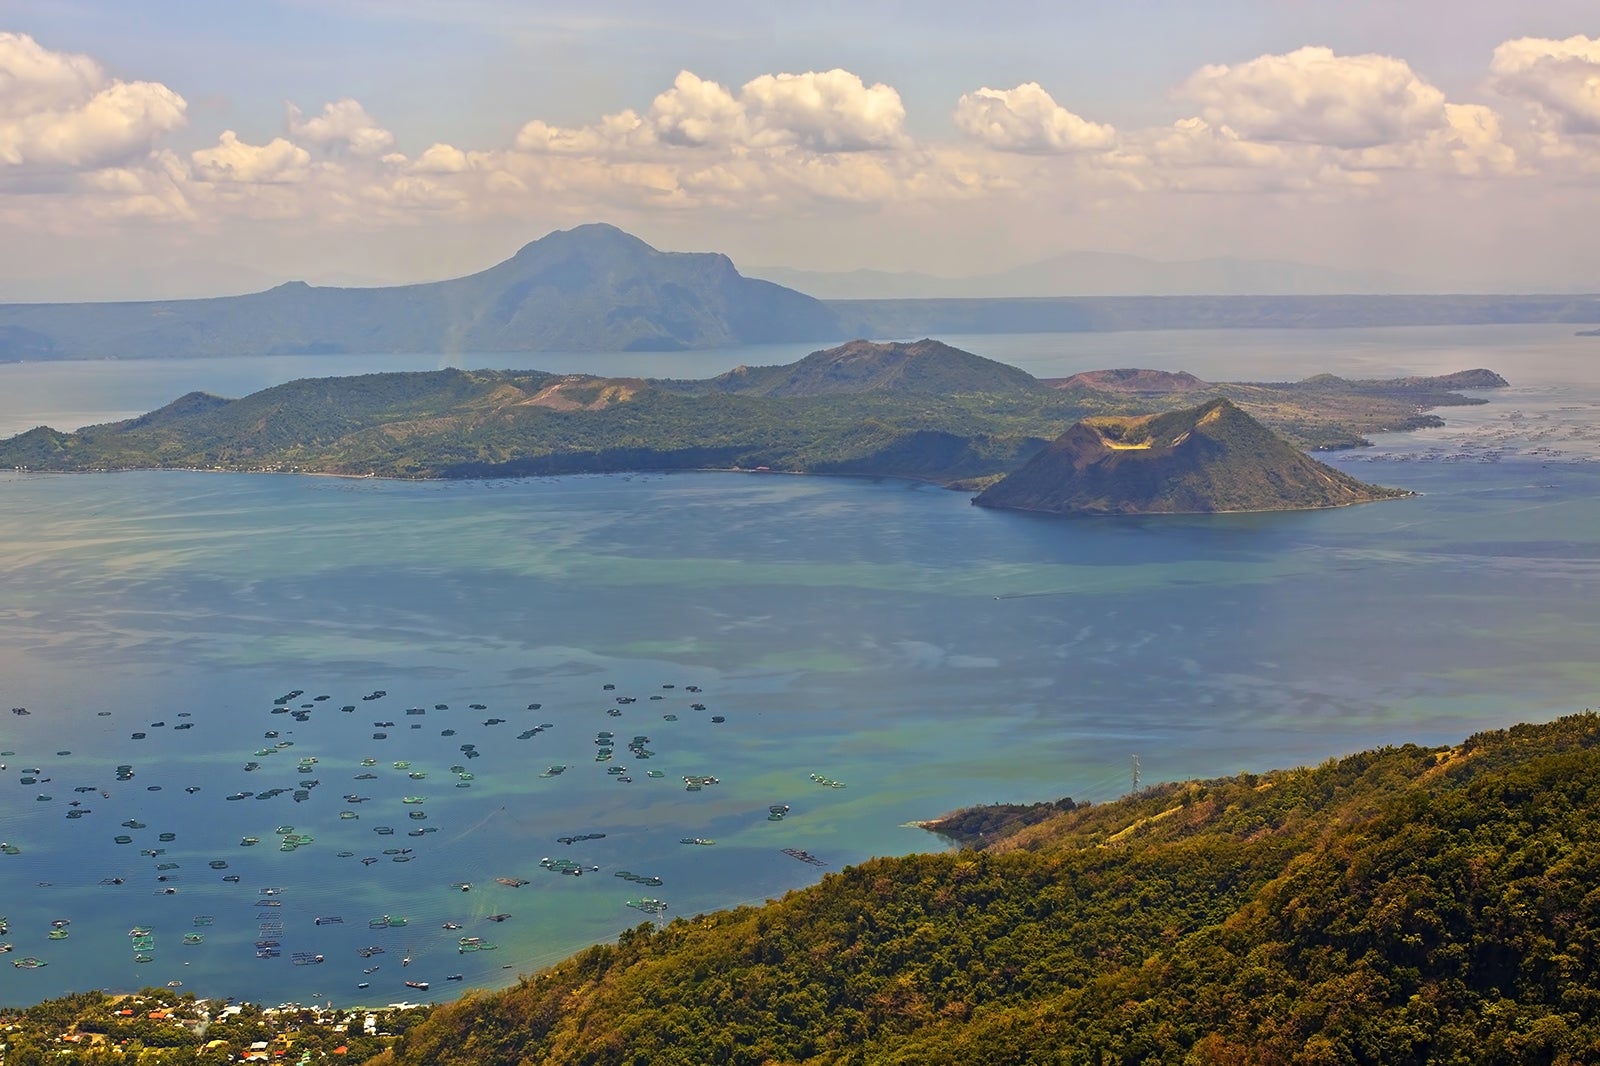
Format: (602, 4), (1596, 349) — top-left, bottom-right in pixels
(4, 3), (1599, 300)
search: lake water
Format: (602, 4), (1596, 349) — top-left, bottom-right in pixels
(1, 325), (1598, 1008)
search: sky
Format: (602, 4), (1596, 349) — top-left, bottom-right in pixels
(2, 0), (1599, 299)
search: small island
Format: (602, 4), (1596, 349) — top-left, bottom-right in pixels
(973, 398), (1409, 515)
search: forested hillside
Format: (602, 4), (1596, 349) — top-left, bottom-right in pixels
(367, 713), (1600, 1065)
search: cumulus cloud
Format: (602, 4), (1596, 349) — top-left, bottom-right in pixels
(1179, 46), (1449, 149)
(514, 110), (653, 154)
(738, 69), (906, 151)
(515, 68), (906, 156)
(409, 143), (474, 174)
(648, 71), (745, 147)
(1343, 104), (1519, 177)
(953, 83), (1115, 153)
(1491, 35), (1600, 135)
(0, 32), (186, 168)
(3, 30), (1585, 272)
(287, 98), (395, 156)
(191, 131), (312, 184)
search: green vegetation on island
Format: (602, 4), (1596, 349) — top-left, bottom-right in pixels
(973, 398), (1408, 515)
(364, 712), (1600, 1066)
(0, 340), (1504, 497)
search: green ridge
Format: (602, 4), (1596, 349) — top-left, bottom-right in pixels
(371, 713), (1600, 1065)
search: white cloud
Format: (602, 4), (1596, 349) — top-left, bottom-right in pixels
(514, 110), (653, 154)
(516, 68), (906, 156)
(738, 69), (906, 151)
(191, 131), (312, 184)
(1491, 35), (1600, 135)
(1343, 104), (1519, 177)
(287, 98), (395, 156)
(1179, 46), (1449, 149)
(5, 31), (1593, 288)
(0, 32), (186, 168)
(410, 143), (474, 174)
(73, 149), (193, 222)
(953, 83), (1115, 153)
(648, 71), (745, 147)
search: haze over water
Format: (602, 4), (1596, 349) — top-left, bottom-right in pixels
(1, 325), (1598, 1008)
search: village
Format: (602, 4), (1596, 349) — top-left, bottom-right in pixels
(0, 988), (432, 1064)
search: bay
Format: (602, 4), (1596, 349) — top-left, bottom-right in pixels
(1, 324), (1598, 1008)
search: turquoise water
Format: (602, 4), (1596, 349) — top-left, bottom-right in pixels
(1, 325), (1598, 1008)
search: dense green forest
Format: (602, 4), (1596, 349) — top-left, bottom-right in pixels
(364, 713), (1600, 1065)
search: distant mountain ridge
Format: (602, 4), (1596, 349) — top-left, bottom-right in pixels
(2, 224), (1598, 362)
(0, 224), (848, 359)
(754, 251), (1429, 299)
(974, 398), (1406, 515)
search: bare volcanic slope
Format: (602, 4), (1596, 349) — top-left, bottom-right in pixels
(974, 398), (1406, 515)
(685, 338), (1043, 397)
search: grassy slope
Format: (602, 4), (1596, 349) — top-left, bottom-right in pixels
(368, 713), (1600, 1066)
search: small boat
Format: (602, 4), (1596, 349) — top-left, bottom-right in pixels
(404, 980), (429, 991)
(447, 973), (463, 981)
